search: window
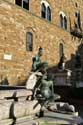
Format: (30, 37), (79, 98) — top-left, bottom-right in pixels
(75, 2), (78, 7)
(64, 17), (67, 29)
(15, 0), (22, 6)
(41, 3), (46, 19)
(26, 32), (33, 51)
(15, 0), (29, 10)
(23, 0), (29, 10)
(60, 14), (63, 28)
(47, 6), (51, 21)
(75, 11), (81, 30)
(59, 12), (67, 30)
(41, 1), (51, 21)
(59, 43), (64, 58)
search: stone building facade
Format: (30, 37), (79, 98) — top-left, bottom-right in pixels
(0, 0), (83, 85)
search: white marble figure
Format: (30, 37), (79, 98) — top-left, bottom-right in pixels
(26, 71), (42, 90)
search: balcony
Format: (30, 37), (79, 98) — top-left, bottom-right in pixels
(70, 28), (83, 39)
(70, 26), (83, 39)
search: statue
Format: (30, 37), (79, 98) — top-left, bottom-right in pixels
(75, 53), (82, 86)
(58, 53), (66, 70)
(32, 47), (48, 72)
(26, 71), (42, 90)
(33, 72), (60, 102)
(26, 48), (76, 117)
(75, 53), (81, 68)
(31, 71), (60, 117)
(31, 47), (60, 102)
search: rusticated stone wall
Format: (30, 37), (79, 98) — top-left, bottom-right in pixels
(0, 0), (83, 85)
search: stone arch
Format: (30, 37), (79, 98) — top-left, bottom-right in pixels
(41, 0), (50, 8)
(59, 11), (66, 18)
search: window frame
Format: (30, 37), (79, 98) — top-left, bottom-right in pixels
(41, 3), (46, 19)
(59, 43), (64, 59)
(60, 14), (64, 28)
(41, 0), (51, 21)
(59, 12), (67, 30)
(47, 6), (51, 21)
(15, 0), (29, 10)
(75, 11), (81, 30)
(26, 32), (33, 52)
(22, 0), (29, 10)
(15, 0), (22, 6)
(64, 16), (67, 29)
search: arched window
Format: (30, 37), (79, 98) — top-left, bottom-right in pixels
(64, 16), (67, 29)
(47, 6), (51, 21)
(26, 32), (33, 51)
(41, 3), (46, 19)
(59, 43), (64, 58)
(59, 12), (67, 30)
(60, 14), (63, 28)
(75, 11), (81, 30)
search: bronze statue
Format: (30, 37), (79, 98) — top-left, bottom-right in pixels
(31, 47), (60, 102)
(58, 53), (66, 70)
(32, 47), (48, 72)
(26, 48), (75, 117)
(33, 72), (59, 101)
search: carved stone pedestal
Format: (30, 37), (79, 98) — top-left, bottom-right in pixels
(54, 69), (72, 86)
